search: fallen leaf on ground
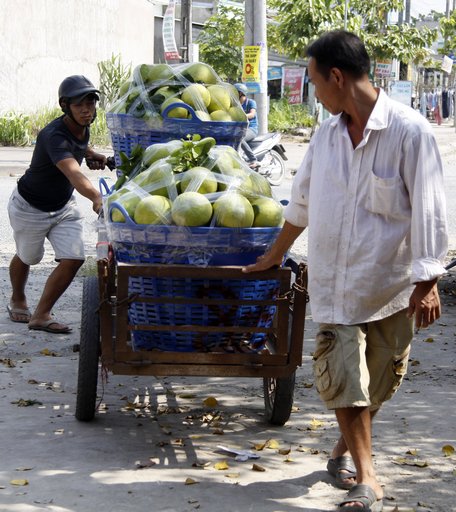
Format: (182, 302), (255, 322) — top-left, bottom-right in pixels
(192, 460), (211, 468)
(11, 399), (42, 407)
(392, 457), (428, 467)
(1, 358), (15, 367)
(214, 461), (229, 470)
(40, 348), (59, 356)
(252, 463), (266, 472)
(278, 448), (291, 455)
(309, 418), (324, 430)
(225, 473), (240, 478)
(10, 479), (28, 486)
(442, 444), (454, 457)
(424, 337), (434, 343)
(184, 477), (199, 485)
(135, 459), (157, 469)
(265, 439), (280, 449)
(203, 396), (218, 407)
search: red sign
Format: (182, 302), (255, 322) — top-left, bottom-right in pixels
(282, 67), (305, 104)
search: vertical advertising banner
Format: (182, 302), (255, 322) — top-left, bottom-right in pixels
(242, 45), (267, 93)
(163, 0), (180, 62)
(282, 67), (305, 104)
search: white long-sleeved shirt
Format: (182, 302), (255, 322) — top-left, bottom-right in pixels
(285, 89), (448, 325)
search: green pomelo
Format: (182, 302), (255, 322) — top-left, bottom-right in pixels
(239, 172), (273, 200)
(180, 167), (218, 194)
(133, 161), (175, 197)
(213, 193), (254, 228)
(142, 140), (183, 167)
(171, 192), (213, 227)
(225, 83), (240, 106)
(207, 85), (231, 112)
(160, 97), (188, 118)
(142, 143), (172, 167)
(182, 62), (218, 85)
(228, 106), (247, 122)
(140, 63), (174, 83)
(251, 197), (283, 227)
(110, 192), (141, 223)
(181, 83), (211, 109)
(217, 166), (246, 192)
(150, 86), (176, 108)
(194, 110), (212, 122)
(210, 110), (232, 122)
(134, 195), (172, 225)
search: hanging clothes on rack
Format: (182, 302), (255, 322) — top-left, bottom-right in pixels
(442, 89), (449, 119)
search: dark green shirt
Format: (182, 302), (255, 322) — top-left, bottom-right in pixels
(18, 116), (89, 211)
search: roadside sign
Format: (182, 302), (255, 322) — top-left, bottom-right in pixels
(375, 59), (393, 78)
(282, 67), (305, 104)
(442, 55), (453, 74)
(163, 0), (180, 62)
(388, 80), (412, 107)
(242, 45), (267, 93)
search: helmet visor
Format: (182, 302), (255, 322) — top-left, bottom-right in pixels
(69, 92), (99, 104)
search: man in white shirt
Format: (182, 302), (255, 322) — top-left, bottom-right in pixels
(244, 31), (447, 512)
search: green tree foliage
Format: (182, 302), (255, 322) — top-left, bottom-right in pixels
(268, 0), (437, 65)
(196, 5), (245, 80)
(439, 11), (456, 56)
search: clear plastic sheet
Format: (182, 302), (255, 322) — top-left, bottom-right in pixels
(109, 62), (247, 125)
(101, 141), (284, 267)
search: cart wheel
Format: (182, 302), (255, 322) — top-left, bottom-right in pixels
(75, 276), (100, 422)
(263, 372), (296, 426)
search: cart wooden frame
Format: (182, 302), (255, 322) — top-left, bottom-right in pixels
(76, 251), (309, 426)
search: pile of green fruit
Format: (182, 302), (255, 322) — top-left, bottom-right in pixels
(105, 136), (284, 229)
(110, 62), (248, 124)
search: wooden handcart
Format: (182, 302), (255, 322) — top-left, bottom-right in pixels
(75, 243), (308, 426)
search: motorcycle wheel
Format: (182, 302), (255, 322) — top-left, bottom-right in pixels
(261, 149), (285, 186)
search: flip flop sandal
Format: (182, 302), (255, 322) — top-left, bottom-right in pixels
(28, 319), (72, 334)
(327, 455), (357, 489)
(7, 304), (31, 324)
(338, 484), (383, 511)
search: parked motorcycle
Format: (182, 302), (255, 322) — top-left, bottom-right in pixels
(239, 132), (287, 186)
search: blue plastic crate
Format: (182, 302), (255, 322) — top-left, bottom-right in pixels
(105, 214), (281, 352)
(106, 103), (247, 166)
(128, 275), (279, 352)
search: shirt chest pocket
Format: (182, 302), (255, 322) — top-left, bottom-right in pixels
(364, 172), (410, 220)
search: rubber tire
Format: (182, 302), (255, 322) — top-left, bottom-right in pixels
(263, 371), (296, 426)
(75, 276), (100, 422)
(264, 149), (285, 186)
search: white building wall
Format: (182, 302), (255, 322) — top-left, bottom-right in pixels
(0, 0), (163, 113)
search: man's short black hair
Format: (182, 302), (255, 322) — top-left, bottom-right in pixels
(306, 30), (370, 79)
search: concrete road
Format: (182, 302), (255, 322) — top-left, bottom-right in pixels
(0, 123), (455, 512)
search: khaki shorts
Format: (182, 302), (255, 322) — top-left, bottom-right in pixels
(313, 309), (413, 410)
(8, 188), (85, 265)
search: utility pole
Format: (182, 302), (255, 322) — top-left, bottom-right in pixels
(244, 0), (268, 134)
(181, 0), (192, 63)
(405, 0), (411, 23)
